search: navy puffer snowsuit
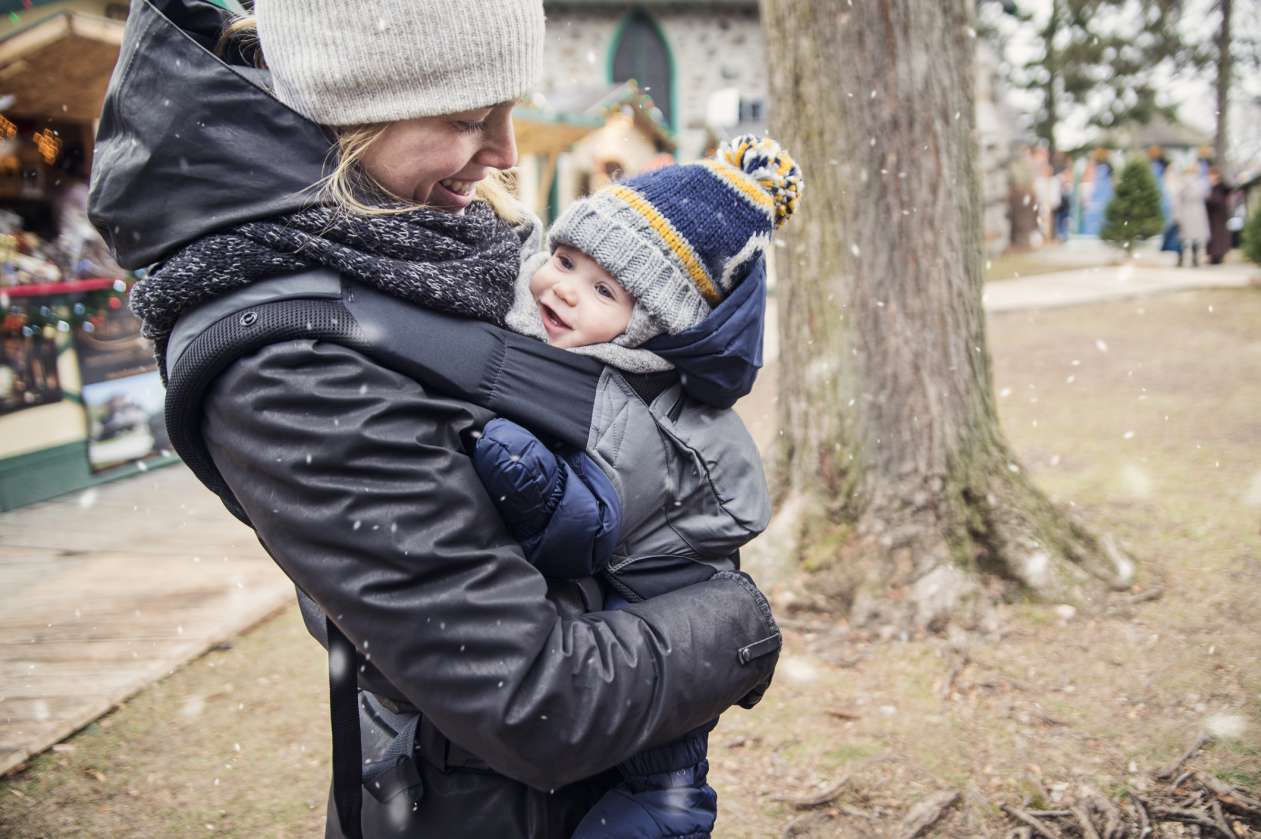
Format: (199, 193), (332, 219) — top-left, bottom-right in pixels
(471, 263), (774, 838)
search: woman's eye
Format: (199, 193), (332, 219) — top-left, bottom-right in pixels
(454, 120), (486, 134)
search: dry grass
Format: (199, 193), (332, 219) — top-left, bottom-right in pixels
(2, 288), (1259, 838)
(712, 287), (1261, 837)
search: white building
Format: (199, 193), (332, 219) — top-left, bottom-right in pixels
(541, 0), (766, 161)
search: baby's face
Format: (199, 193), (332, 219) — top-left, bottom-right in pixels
(529, 245), (634, 349)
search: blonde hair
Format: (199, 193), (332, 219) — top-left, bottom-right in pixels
(321, 124), (526, 223)
(216, 16), (527, 224)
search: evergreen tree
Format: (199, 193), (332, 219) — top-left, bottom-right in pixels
(1244, 202), (1261, 266)
(981, 1), (1186, 156)
(1101, 158), (1165, 251)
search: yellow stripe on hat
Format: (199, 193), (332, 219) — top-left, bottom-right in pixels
(608, 184), (721, 304)
(699, 159), (775, 214)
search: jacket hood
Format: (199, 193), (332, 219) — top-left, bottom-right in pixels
(643, 257), (767, 410)
(89, 0), (332, 269)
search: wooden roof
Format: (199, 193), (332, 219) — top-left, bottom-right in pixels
(0, 13), (124, 123)
(514, 108), (604, 156)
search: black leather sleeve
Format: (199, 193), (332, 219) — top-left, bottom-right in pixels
(201, 339), (780, 791)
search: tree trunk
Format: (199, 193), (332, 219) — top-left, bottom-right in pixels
(760, 0), (1133, 630)
(1215, 0), (1232, 173)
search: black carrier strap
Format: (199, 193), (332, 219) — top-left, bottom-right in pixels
(165, 296), (370, 525)
(327, 619), (364, 839)
(164, 281), (608, 526)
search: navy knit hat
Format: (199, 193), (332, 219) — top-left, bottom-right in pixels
(548, 134), (803, 340)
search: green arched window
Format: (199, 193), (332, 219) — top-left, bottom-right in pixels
(609, 9), (674, 130)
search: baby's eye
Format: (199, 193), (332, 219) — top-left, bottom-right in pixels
(596, 283), (616, 300)
(557, 254), (574, 270)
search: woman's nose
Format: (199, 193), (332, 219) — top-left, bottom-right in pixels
(477, 112), (518, 170)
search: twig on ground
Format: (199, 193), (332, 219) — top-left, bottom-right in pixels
(1127, 791), (1152, 837)
(773, 775), (852, 810)
(1127, 585), (1164, 604)
(1033, 711), (1070, 728)
(824, 707), (861, 721)
(782, 811), (832, 837)
(1001, 804), (1067, 839)
(1155, 732), (1212, 781)
(1082, 786), (1124, 839)
(1197, 771), (1261, 815)
(1211, 799), (1240, 839)
(1153, 804), (1232, 835)
(896, 790), (960, 839)
(1070, 805), (1103, 839)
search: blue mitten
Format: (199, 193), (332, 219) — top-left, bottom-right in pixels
(472, 417), (566, 545)
(571, 726), (718, 839)
(472, 418), (622, 578)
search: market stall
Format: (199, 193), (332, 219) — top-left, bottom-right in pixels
(0, 9), (172, 512)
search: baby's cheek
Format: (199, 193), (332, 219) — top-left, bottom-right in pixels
(528, 265), (553, 298)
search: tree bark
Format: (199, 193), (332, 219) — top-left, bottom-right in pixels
(760, 0), (1133, 630)
(1215, 0), (1232, 174)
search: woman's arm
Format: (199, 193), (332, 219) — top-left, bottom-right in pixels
(201, 338), (779, 791)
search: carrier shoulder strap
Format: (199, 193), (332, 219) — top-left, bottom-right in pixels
(164, 271), (612, 526)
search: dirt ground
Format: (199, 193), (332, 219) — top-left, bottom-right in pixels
(2, 287), (1258, 838)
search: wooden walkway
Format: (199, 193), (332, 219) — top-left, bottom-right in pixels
(0, 465), (292, 776)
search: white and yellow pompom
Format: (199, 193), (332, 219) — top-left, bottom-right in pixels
(717, 134), (804, 229)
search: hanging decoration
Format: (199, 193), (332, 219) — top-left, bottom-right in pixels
(2, 278), (130, 336)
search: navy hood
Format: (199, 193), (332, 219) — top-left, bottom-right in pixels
(89, 0), (332, 269)
(644, 258), (767, 410)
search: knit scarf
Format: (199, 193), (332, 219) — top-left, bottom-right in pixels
(130, 201), (523, 371)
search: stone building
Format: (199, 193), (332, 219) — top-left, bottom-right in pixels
(540, 0), (766, 161)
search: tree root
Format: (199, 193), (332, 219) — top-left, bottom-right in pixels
(791, 441), (1139, 631)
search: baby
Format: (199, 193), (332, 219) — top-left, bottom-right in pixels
(473, 135), (802, 839)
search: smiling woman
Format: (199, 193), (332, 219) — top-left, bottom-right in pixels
(356, 103), (520, 213)
(217, 17), (526, 222)
(89, 2), (781, 838)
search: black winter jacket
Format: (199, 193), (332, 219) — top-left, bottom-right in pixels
(89, 2), (780, 836)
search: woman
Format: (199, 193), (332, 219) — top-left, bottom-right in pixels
(88, 1), (780, 837)
(1173, 164), (1210, 268)
(1205, 166), (1232, 265)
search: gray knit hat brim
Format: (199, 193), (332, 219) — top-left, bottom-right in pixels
(256, 0), (545, 126)
(547, 192), (712, 336)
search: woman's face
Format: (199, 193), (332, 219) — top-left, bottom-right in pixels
(359, 102), (518, 212)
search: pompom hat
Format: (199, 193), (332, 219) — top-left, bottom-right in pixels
(255, 0), (546, 126)
(548, 135), (803, 338)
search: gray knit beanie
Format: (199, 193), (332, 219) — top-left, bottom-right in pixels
(255, 0), (546, 126)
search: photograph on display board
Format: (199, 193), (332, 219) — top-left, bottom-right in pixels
(74, 303), (167, 472)
(82, 371), (164, 472)
(0, 329), (61, 415)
